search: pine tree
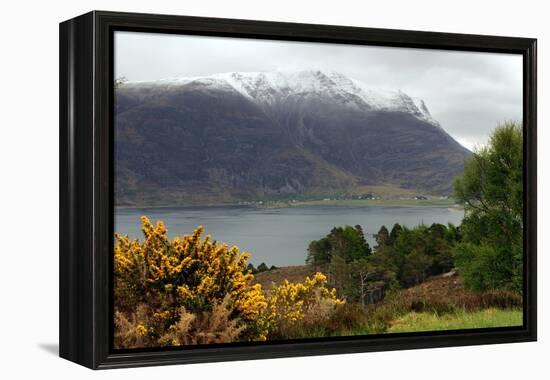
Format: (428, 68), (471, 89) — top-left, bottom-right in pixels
(374, 225), (390, 250)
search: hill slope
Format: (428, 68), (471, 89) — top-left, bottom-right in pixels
(115, 70), (471, 206)
(253, 265), (316, 291)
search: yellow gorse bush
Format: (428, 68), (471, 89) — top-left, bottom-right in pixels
(266, 273), (345, 330)
(114, 216), (344, 347)
(115, 216), (268, 341)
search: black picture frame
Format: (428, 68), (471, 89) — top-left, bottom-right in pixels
(59, 10), (537, 369)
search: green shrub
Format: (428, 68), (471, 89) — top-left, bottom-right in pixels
(453, 242), (522, 292)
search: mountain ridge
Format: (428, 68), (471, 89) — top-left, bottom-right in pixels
(115, 70), (471, 206)
(125, 69), (440, 125)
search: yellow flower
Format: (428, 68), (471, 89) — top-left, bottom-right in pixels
(114, 216), (269, 341)
(136, 324), (147, 336)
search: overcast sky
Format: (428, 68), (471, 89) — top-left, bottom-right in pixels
(115, 31), (523, 151)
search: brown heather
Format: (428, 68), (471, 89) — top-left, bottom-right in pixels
(362, 273), (523, 333)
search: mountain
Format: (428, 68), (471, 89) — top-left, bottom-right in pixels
(114, 70), (471, 206)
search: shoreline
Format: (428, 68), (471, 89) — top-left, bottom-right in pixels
(115, 198), (463, 211)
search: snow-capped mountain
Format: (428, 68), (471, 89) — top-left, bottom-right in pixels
(127, 70), (438, 125)
(115, 70), (470, 206)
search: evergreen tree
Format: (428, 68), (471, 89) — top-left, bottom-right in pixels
(306, 237), (332, 266)
(307, 226), (371, 265)
(389, 223), (403, 245)
(453, 122), (523, 291)
(246, 263), (257, 274)
(257, 262), (269, 273)
(374, 225), (390, 250)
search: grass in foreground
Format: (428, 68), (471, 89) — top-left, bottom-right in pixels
(387, 308), (522, 333)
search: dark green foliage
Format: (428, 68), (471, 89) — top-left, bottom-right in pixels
(257, 262), (269, 273)
(308, 225), (386, 303)
(389, 223), (403, 245)
(309, 221), (461, 301)
(328, 256), (392, 304)
(355, 225), (368, 252)
(328, 256), (355, 299)
(306, 225), (372, 266)
(444, 223), (462, 244)
(246, 263), (256, 274)
(453, 243), (521, 291)
(246, 262), (276, 275)
(400, 250), (433, 286)
(306, 237), (332, 266)
(453, 122), (523, 292)
(367, 244), (402, 277)
(374, 225), (390, 249)
(371, 223), (459, 288)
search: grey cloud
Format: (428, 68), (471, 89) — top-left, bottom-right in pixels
(115, 31), (523, 150)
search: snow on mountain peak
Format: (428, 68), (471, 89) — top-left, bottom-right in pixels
(126, 70), (438, 125)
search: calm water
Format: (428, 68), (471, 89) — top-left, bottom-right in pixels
(115, 205), (463, 266)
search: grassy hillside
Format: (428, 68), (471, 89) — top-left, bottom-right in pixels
(253, 267), (522, 337)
